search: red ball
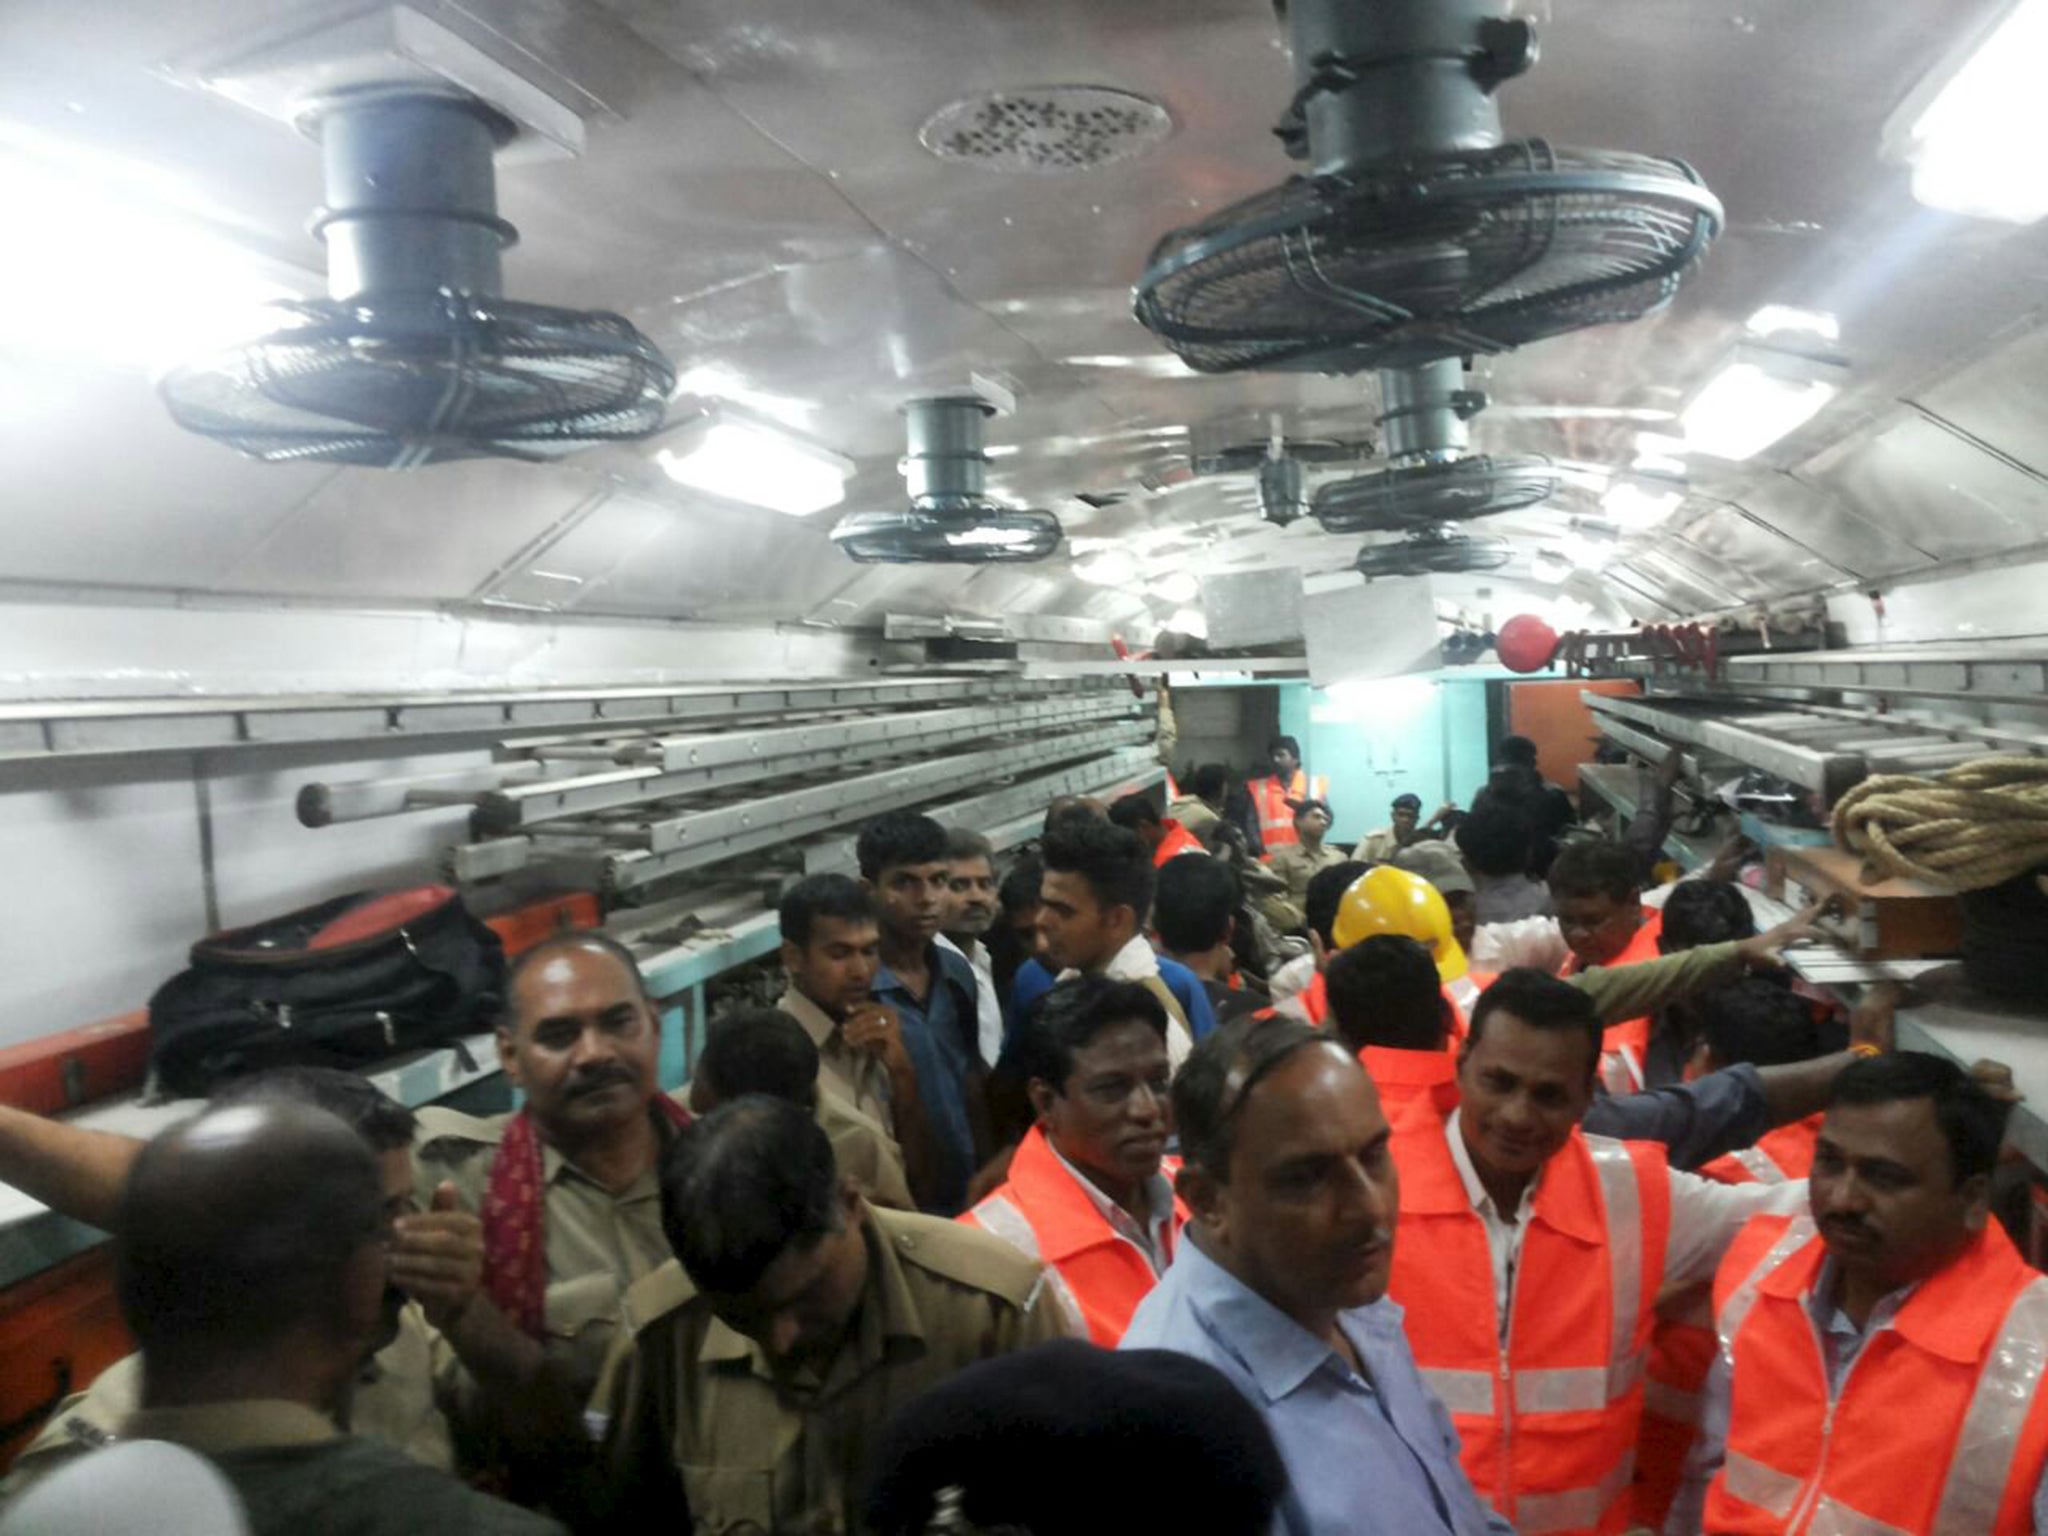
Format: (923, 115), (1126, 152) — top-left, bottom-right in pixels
(1497, 614), (1559, 674)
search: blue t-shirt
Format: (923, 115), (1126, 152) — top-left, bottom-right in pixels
(873, 943), (981, 1216)
(1006, 952), (1220, 1044)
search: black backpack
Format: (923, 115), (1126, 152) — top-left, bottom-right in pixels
(147, 887), (506, 1098)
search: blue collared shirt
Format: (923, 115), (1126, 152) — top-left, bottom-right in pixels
(873, 943), (980, 1215)
(1122, 1234), (1513, 1536)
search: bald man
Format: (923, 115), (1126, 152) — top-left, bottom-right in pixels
(112, 1102), (557, 1535)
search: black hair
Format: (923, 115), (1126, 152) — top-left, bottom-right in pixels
(1267, 735), (1301, 759)
(1175, 1016), (1336, 1180)
(1455, 802), (1535, 878)
(697, 1009), (821, 1109)
(1547, 839), (1641, 904)
(1042, 818), (1155, 924)
(1189, 764), (1231, 802)
(1391, 793), (1423, 813)
(1828, 1052), (2010, 1186)
(118, 1105), (384, 1362)
(1012, 977), (1168, 1093)
(999, 853), (1045, 914)
(1294, 798), (1333, 823)
(1108, 793), (1164, 832)
(1696, 977), (1825, 1070)
(211, 1067), (416, 1154)
(1659, 880), (1758, 951)
(504, 929), (651, 1028)
(1326, 935), (1448, 1053)
(857, 811), (950, 882)
(1154, 853), (1239, 954)
(780, 873), (879, 950)
(945, 826), (995, 865)
(661, 1096), (843, 1296)
(1304, 860), (1373, 949)
(1496, 735), (1540, 771)
(1467, 968), (1603, 1079)
(1042, 797), (1106, 838)
(1479, 764), (1544, 809)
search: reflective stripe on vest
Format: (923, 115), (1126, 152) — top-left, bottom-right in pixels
(1723, 1450), (1805, 1519)
(965, 1194), (1088, 1339)
(1517, 1459), (1638, 1536)
(1714, 1216), (1817, 1354)
(1726, 1145), (1791, 1185)
(1586, 1137), (1647, 1407)
(1932, 1278), (2048, 1533)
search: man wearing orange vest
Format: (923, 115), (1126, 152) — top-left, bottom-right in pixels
(1388, 969), (1803, 1536)
(961, 977), (1184, 1345)
(1247, 735), (1327, 857)
(1325, 935), (1463, 1120)
(1107, 790), (1207, 868)
(1675, 1053), (2046, 1536)
(1550, 840), (1668, 1095)
(1635, 979), (1887, 1531)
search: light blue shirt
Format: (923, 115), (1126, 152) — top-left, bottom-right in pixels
(1121, 1233), (1513, 1536)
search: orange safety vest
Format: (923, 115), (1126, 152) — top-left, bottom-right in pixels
(1705, 1213), (2048, 1535)
(1632, 1116), (1823, 1530)
(1561, 910), (1665, 1096)
(1390, 1102), (1674, 1536)
(1259, 969), (1330, 1027)
(1153, 818), (1205, 866)
(1444, 970), (1495, 1042)
(1248, 769), (1327, 854)
(959, 1124), (1186, 1347)
(1361, 1044), (1460, 1121)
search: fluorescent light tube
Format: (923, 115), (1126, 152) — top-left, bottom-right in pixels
(1745, 305), (1841, 343)
(1678, 361), (1838, 462)
(1601, 482), (1686, 530)
(656, 418), (852, 517)
(1075, 549), (1137, 586)
(1149, 570), (1200, 604)
(1887, 0), (2048, 224)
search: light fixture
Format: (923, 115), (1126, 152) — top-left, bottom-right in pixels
(1531, 550), (1572, 584)
(1678, 347), (1843, 462)
(1561, 530), (1616, 572)
(654, 409), (855, 517)
(1165, 606), (1209, 638)
(1884, 0), (2048, 224)
(1601, 482), (1686, 530)
(1149, 569), (1200, 605)
(1631, 453), (1689, 478)
(1074, 548), (1138, 586)
(0, 126), (304, 374)
(1745, 305), (1841, 343)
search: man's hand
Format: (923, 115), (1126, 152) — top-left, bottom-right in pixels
(1847, 981), (1902, 1056)
(1655, 744), (1687, 791)
(390, 1181), (484, 1331)
(843, 1003), (913, 1076)
(1703, 834), (1758, 886)
(1969, 1058), (2024, 1106)
(1735, 899), (1830, 971)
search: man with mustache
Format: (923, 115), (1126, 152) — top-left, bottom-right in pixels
(962, 977), (1183, 1345)
(1387, 970), (1803, 1536)
(1672, 1053), (2046, 1536)
(938, 825), (1005, 1069)
(410, 931), (687, 1417)
(1122, 1015), (1511, 1536)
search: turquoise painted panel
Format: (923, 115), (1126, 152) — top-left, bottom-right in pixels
(1305, 678), (1452, 844)
(1442, 679), (1494, 811)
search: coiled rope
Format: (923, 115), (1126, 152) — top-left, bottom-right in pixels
(1832, 756), (2048, 892)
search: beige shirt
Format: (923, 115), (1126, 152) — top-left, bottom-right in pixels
(817, 1086), (914, 1211)
(1262, 841), (1349, 930)
(592, 1204), (1071, 1535)
(4, 1304), (458, 1492)
(778, 987), (896, 1137)
(412, 1105), (678, 1404)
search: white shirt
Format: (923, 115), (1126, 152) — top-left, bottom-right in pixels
(1471, 917), (1571, 976)
(1444, 1109), (1806, 1324)
(936, 933), (1004, 1067)
(1046, 1137), (1179, 1276)
(1059, 934), (1193, 1069)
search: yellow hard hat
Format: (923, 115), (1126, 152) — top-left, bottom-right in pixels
(1332, 865), (1470, 982)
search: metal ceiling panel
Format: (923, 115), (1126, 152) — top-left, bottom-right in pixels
(1667, 504), (1849, 598)
(1611, 550), (1740, 616)
(0, 363), (335, 591)
(1734, 473), (1935, 583)
(1803, 414), (2048, 564)
(1910, 321), (2048, 483)
(218, 460), (610, 600)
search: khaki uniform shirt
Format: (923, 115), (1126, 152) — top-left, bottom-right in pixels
(413, 1106), (677, 1404)
(4, 1304), (458, 1493)
(1167, 795), (1220, 836)
(816, 1087), (914, 1211)
(591, 1204), (1072, 1535)
(1262, 842), (1349, 931)
(114, 1399), (560, 1536)
(778, 988), (896, 1138)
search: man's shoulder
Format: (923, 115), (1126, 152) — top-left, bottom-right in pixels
(280, 1437), (564, 1534)
(412, 1105), (512, 1154)
(931, 942), (978, 991)
(875, 1207), (1048, 1311)
(620, 1256), (697, 1338)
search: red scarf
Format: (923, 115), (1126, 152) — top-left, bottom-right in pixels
(481, 1098), (692, 1339)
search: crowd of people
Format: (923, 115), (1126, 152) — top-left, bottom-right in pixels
(0, 731), (2039, 1536)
